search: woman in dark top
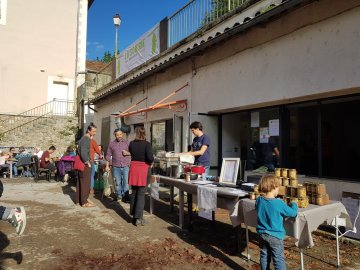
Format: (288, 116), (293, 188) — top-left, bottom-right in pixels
(128, 126), (154, 226)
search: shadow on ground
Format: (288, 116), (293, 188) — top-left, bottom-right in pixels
(0, 231), (23, 269)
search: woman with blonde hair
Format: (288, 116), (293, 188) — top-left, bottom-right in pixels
(128, 126), (154, 226)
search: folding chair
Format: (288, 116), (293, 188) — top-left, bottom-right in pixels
(16, 156), (33, 177)
(0, 164), (10, 178)
(31, 156), (50, 182)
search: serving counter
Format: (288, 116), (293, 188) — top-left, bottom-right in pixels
(150, 175), (248, 229)
(236, 198), (353, 269)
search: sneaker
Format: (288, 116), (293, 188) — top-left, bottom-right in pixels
(7, 207), (27, 235)
(63, 174), (69, 182)
(134, 218), (147, 226)
(140, 218), (148, 226)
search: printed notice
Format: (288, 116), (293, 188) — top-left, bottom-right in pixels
(269, 119), (279, 136)
(260, 127), (269, 143)
(251, 112), (259, 127)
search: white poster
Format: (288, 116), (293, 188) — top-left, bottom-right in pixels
(269, 119), (279, 136)
(116, 24), (160, 78)
(260, 127), (269, 143)
(251, 112), (259, 127)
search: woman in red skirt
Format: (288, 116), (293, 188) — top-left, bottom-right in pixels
(128, 127), (154, 226)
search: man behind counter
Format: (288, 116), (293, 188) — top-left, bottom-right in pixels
(182, 121), (211, 176)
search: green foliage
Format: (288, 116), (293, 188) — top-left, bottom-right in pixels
(94, 50), (119, 63)
(202, 0), (246, 26)
(59, 125), (79, 137)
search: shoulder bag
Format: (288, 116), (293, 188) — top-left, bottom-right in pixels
(74, 155), (85, 172)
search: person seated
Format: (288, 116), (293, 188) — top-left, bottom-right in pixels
(40, 146), (58, 179)
(33, 147), (43, 160)
(8, 147), (18, 177)
(58, 146), (76, 182)
(0, 151), (10, 177)
(16, 146), (33, 177)
(63, 146), (76, 157)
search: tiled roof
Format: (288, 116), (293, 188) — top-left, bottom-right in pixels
(86, 60), (108, 72)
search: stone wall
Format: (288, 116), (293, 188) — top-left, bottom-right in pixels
(0, 116), (78, 157)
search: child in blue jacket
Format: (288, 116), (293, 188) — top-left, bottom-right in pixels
(256, 175), (298, 270)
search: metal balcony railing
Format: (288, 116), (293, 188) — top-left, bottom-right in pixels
(168, 0), (249, 47)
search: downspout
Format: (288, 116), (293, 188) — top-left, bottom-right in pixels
(74, 0), (81, 129)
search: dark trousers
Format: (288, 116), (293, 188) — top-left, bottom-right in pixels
(76, 166), (91, 205)
(0, 206), (5, 219)
(130, 186), (147, 219)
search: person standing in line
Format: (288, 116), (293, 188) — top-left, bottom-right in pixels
(76, 122), (97, 207)
(105, 129), (131, 202)
(127, 127), (154, 226)
(90, 136), (102, 194)
(183, 121), (211, 176)
(256, 175), (298, 270)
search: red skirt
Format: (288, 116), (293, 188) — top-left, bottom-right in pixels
(128, 161), (149, 187)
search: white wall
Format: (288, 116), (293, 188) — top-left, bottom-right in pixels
(93, 4), (360, 192)
(0, 0), (83, 114)
(191, 6), (360, 113)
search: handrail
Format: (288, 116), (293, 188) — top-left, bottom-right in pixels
(0, 112), (52, 137)
(0, 99), (75, 136)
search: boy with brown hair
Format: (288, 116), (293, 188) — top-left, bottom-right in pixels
(256, 175), (298, 270)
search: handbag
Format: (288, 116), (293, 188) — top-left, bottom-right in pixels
(74, 155), (85, 172)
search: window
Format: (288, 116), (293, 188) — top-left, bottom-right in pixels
(285, 96), (360, 180)
(248, 108), (280, 170)
(0, 0), (7, 25)
(151, 120), (174, 154)
(286, 102), (319, 176)
(320, 97), (360, 179)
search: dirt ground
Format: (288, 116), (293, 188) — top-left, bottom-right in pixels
(0, 178), (360, 270)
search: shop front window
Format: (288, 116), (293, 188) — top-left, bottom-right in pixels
(248, 108), (280, 171)
(286, 103), (319, 176)
(321, 97), (360, 179)
(285, 96), (360, 180)
(151, 120), (174, 155)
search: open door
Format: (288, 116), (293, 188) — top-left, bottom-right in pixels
(173, 114), (183, 153)
(188, 112), (219, 176)
(101, 116), (111, 154)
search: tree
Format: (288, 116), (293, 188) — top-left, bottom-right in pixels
(100, 51), (114, 63)
(92, 50), (117, 63)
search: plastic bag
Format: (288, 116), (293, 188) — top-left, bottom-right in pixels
(151, 181), (159, 200)
(103, 172), (112, 197)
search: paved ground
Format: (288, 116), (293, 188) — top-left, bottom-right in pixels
(0, 177), (360, 270)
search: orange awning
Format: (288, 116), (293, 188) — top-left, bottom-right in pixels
(113, 83), (189, 117)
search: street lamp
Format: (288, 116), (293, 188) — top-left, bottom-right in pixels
(113, 14), (121, 58)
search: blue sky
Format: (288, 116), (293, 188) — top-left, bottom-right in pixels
(87, 0), (190, 60)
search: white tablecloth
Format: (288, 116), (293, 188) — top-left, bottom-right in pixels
(232, 199), (352, 249)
